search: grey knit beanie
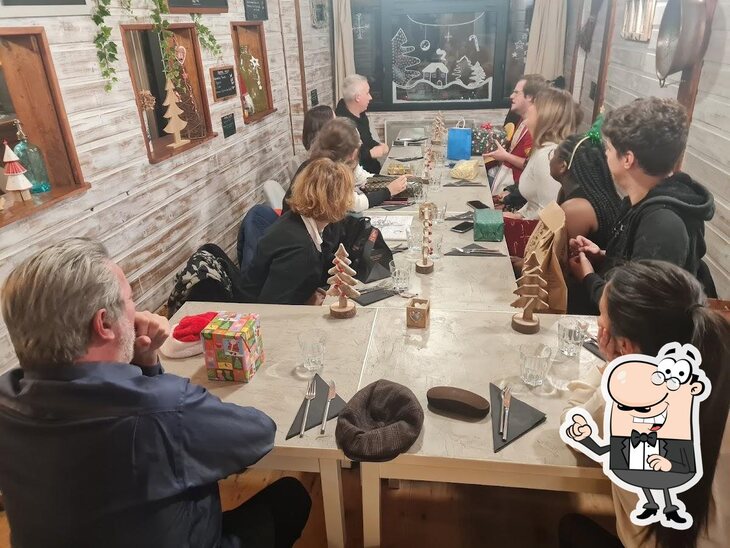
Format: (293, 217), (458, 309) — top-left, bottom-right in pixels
(335, 379), (424, 462)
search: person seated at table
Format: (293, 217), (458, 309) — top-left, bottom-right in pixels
(549, 127), (622, 249)
(335, 74), (388, 174)
(244, 158), (354, 305)
(282, 118), (407, 213)
(559, 260), (730, 548)
(0, 238), (311, 548)
(568, 98), (716, 314)
(285, 104), (336, 181)
(503, 87), (581, 221)
(490, 74), (548, 198)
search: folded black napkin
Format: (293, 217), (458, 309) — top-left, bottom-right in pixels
(352, 288), (398, 306)
(444, 243), (506, 257)
(583, 340), (606, 361)
(286, 374), (348, 439)
(443, 180), (487, 187)
(445, 211), (473, 221)
(489, 383), (546, 452)
(380, 203), (410, 211)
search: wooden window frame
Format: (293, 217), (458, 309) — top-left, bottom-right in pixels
(0, 0), (91, 19)
(231, 21), (276, 124)
(120, 23), (216, 165)
(0, 26), (89, 229)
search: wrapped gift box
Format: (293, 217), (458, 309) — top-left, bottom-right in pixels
(474, 208), (504, 242)
(201, 312), (264, 382)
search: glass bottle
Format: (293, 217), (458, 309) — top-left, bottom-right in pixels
(13, 119), (50, 194)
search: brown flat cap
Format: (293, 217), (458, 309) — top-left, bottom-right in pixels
(335, 379), (424, 462)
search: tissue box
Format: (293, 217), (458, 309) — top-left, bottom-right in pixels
(201, 312), (265, 382)
(474, 208), (504, 242)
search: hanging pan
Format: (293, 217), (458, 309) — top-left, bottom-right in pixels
(656, 0), (708, 87)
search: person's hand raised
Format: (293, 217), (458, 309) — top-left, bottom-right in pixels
(133, 311), (170, 367)
(387, 175), (408, 197)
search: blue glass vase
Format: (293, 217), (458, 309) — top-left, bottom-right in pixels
(13, 120), (50, 194)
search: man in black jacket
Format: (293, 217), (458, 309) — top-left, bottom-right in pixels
(568, 97), (716, 312)
(335, 74), (388, 173)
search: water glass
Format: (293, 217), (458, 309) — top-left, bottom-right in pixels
(406, 225), (422, 256)
(430, 233), (444, 260)
(429, 172), (442, 193)
(389, 259), (412, 293)
(520, 344), (553, 387)
(557, 318), (588, 357)
(435, 203), (447, 225)
(298, 329), (326, 374)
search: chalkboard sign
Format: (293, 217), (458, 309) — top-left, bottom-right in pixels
(221, 113), (236, 138)
(166, 0), (228, 14)
(310, 88), (319, 107)
(243, 0), (268, 21)
(210, 66), (237, 102)
(3, 0), (85, 5)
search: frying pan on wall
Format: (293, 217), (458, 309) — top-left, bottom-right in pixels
(656, 0), (708, 87)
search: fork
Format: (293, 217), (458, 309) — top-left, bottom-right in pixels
(455, 247), (495, 254)
(300, 378), (317, 438)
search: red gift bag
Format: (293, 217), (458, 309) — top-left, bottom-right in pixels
(503, 217), (539, 257)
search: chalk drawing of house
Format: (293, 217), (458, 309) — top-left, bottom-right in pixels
(422, 62), (449, 86)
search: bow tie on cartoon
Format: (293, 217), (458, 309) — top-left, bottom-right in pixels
(630, 430), (658, 448)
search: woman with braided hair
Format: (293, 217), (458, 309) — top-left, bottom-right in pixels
(550, 123), (623, 248)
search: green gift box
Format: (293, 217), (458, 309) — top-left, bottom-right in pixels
(473, 208), (504, 242)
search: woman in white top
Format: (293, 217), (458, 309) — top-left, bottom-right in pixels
(504, 88), (581, 220)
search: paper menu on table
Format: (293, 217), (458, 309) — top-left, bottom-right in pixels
(368, 215), (413, 241)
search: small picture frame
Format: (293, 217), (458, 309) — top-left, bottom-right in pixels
(310, 0), (328, 29)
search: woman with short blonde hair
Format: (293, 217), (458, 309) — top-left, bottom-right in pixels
(242, 158), (354, 305)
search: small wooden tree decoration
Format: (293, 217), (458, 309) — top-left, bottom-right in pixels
(327, 244), (361, 319)
(431, 111), (445, 144)
(424, 145), (435, 179)
(511, 252), (549, 334)
(3, 140), (32, 203)
(162, 79), (190, 149)
(416, 202), (436, 274)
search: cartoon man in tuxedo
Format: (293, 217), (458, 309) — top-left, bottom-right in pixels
(561, 342), (710, 530)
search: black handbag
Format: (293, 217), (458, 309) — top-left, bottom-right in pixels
(338, 216), (393, 283)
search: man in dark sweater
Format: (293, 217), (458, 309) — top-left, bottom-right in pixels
(568, 98), (716, 312)
(0, 239), (311, 548)
(335, 74), (388, 174)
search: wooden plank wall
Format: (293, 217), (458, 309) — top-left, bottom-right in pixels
(0, 0), (314, 373)
(574, 0), (729, 298)
(578, 0), (609, 127)
(563, 0), (581, 89)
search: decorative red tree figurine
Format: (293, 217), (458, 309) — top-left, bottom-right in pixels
(3, 140), (33, 203)
(511, 252), (549, 334)
(327, 244), (361, 318)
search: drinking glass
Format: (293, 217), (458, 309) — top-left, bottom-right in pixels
(519, 344), (553, 387)
(389, 259), (412, 293)
(430, 233), (444, 260)
(406, 225), (422, 257)
(298, 330), (326, 375)
(557, 318), (588, 357)
(429, 171), (442, 193)
(434, 203), (447, 225)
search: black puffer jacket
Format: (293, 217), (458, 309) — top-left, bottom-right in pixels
(584, 172), (715, 304)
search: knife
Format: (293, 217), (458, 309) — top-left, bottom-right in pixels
(320, 380), (336, 434)
(502, 388), (512, 442)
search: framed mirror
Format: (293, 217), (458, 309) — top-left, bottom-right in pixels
(621, 0), (657, 42)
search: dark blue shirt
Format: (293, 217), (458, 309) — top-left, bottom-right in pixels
(0, 362), (276, 548)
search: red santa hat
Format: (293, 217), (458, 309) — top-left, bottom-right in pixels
(159, 311), (218, 359)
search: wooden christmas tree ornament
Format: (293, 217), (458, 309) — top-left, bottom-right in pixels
(510, 252), (549, 334)
(416, 202), (436, 274)
(162, 79), (190, 149)
(431, 111), (445, 145)
(3, 140), (33, 203)
(326, 244), (361, 319)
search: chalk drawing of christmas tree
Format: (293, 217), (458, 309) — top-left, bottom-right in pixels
(469, 61), (487, 86)
(392, 28), (421, 86)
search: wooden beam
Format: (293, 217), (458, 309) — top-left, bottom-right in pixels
(593, 0), (617, 121)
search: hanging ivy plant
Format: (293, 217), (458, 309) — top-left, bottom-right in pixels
(150, 0), (184, 91)
(91, 0), (119, 92)
(191, 14), (222, 59)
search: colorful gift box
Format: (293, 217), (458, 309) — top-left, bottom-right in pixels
(474, 208), (505, 242)
(200, 312), (265, 382)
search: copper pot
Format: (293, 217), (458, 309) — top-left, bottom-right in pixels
(656, 0), (708, 86)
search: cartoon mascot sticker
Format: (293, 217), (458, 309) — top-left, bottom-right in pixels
(560, 342), (711, 530)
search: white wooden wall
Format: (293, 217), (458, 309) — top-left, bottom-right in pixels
(0, 0), (314, 373)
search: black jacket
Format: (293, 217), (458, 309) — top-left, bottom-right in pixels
(281, 159), (391, 214)
(335, 99), (382, 174)
(584, 173), (715, 305)
(240, 211), (332, 304)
